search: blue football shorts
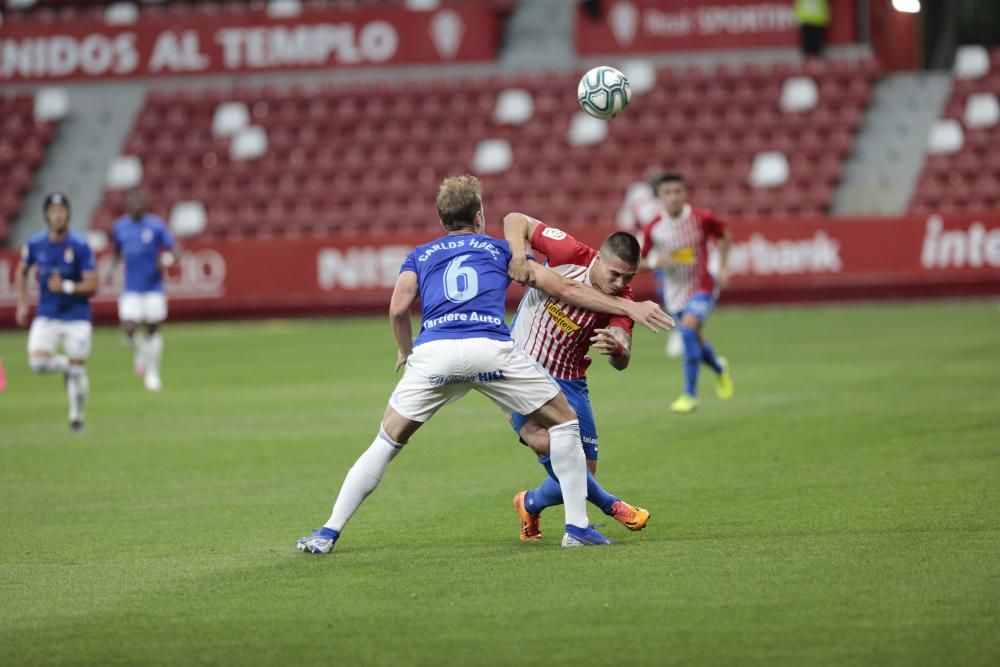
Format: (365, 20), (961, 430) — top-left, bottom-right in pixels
(510, 376), (599, 461)
(675, 291), (716, 323)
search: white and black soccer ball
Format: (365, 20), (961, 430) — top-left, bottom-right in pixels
(577, 66), (632, 120)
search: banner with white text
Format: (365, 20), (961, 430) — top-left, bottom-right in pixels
(576, 0), (857, 55)
(0, 6), (499, 82)
(1, 214), (999, 326)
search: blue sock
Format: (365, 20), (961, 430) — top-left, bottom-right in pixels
(701, 340), (723, 374)
(524, 457), (565, 514)
(525, 456), (619, 515)
(679, 325), (702, 397)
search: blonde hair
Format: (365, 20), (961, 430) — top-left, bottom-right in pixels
(436, 175), (482, 231)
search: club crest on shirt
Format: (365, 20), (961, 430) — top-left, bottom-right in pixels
(542, 228), (567, 240)
(546, 301), (580, 334)
(63, 247), (74, 263)
(142, 229), (154, 244)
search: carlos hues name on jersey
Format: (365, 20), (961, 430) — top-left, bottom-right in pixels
(416, 237), (502, 262)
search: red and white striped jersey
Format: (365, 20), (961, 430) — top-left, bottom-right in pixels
(510, 223), (635, 380)
(639, 204), (727, 313)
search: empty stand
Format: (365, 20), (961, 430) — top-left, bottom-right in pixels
(92, 57), (876, 239)
(0, 95), (59, 243)
(911, 47), (1000, 215)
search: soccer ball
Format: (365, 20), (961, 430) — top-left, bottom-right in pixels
(577, 66), (632, 120)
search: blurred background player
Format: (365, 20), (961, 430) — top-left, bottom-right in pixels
(617, 173), (683, 358)
(14, 193), (98, 432)
(504, 212), (655, 541)
(296, 176), (672, 554)
(640, 173), (735, 415)
(109, 187), (178, 392)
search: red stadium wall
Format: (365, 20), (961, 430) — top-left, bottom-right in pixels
(0, 5), (499, 82)
(2, 214), (999, 326)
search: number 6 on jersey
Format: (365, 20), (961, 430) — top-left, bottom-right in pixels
(443, 254), (479, 303)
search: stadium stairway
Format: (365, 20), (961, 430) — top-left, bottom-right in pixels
(12, 85), (146, 245)
(832, 72), (952, 216)
(500, 0), (574, 70)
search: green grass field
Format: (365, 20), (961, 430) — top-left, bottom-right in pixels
(1, 301), (999, 666)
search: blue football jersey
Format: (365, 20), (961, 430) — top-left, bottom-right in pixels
(400, 233), (513, 346)
(22, 231), (96, 321)
(112, 214), (175, 293)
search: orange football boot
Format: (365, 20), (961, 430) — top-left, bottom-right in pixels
(513, 491), (542, 541)
(610, 500), (650, 531)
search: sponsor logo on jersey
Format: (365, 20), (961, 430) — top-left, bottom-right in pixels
(546, 301), (580, 334)
(63, 247), (74, 263)
(542, 227), (567, 240)
(670, 247), (695, 265)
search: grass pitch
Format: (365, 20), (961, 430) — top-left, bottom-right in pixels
(1, 301), (999, 666)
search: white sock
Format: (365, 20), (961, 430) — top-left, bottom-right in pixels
(323, 426), (404, 532)
(548, 420), (589, 529)
(145, 332), (163, 377)
(66, 365), (89, 422)
(29, 355), (69, 374)
(132, 335), (146, 371)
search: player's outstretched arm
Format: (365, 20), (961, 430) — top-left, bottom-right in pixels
(531, 264), (674, 333)
(503, 212), (542, 284)
(389, 270), (419, 372)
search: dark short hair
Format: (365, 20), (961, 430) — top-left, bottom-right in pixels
(601, 232), (640, 266)
(649, 171), (685, 191)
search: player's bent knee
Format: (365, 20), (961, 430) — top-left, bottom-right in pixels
(381, 405), (422, 444)
(529, 393), (578, 429)
(519, 422), (551, 456)
(28, 352), (52, 373)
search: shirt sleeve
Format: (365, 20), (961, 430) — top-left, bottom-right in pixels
(700, 209), (728, 240)
(399, 251), (417, 275)
(158, 222), (176, 250)
(529, 223), (595, 266)
(77, 241), (96, 272)
(608, 285), (635, 335)
(21, 241), (36, 267)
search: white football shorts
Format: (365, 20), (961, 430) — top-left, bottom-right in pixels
(389, 338), (560, 423)
(118, 291), (167, 323)
(28, 317), (93, 360)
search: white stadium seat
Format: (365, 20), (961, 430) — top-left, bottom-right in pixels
(212, 102), (250, 138)
(104, 3), (138, 25)
(6, 0), (36, 9)
(749, 151), (790, 188)
(267, 0), (301, 18)
(84, 230), (109, 253)
(107, 155), (143, 190)
(493, 89), (534, 126)
(34, 87), (69, 122)
(780, 76), (819, 113)
(620, 60), (656, 95)
(567, 112), (608, 146)
(471, 139), (512, 174)
(927, 119), (964, 154)
(964, 92), (1000, 129)
(230, 126), (268, 160)
(954, 45), (990, 79)
(406, 0), (441, 9)
(170, 201), (207, 238)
